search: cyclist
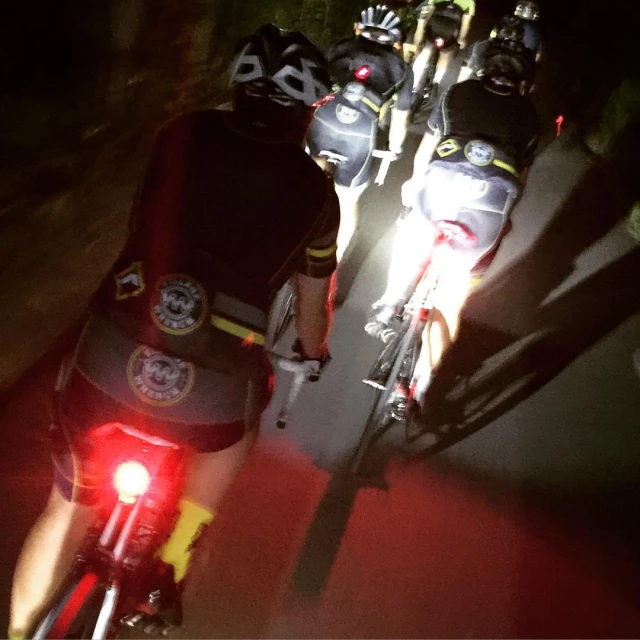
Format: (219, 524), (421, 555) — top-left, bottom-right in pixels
(458, 15), (536, 84)
(307, 4), (413, 261)
(9, 24), (338, 638)
(365, 50), (539, 418)
(514, 0), (543, 62)
(409, 0), (476, 97)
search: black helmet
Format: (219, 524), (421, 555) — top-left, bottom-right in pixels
(480, 48), (529, 96)
(229, 24), (330, 106)
(493, 15), (526, 45)
(356, 5), (403, 46)
(514, 0), (540, 21)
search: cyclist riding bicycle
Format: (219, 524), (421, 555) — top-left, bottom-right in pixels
(9, 24), (339, 639)
(458, 15), (536, 85)
(513, 0), (543, 62)
(365, 49), (539, 420)
(409, 0), (476, 96)
(306, 4), (413, 261)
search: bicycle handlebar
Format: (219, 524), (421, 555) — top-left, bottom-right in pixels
(269, 353), (327, 428)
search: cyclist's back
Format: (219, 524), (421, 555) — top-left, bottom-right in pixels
(94, 109), (336, 372)
(328, 36), (412, 107)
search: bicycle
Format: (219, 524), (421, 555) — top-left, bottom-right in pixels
(31, 354), (323, 638)
(350, 209), (477, 472)
(268, 147), (397, 349)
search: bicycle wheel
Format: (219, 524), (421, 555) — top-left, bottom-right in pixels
(351, 315), (424, 472)
(268, 281), (295, 350)
(34, 570), (110, 639)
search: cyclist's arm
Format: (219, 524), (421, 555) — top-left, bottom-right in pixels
(388, 65), (414, 154)
(458, 0), (475, 48)
(293, 188), (340, 359)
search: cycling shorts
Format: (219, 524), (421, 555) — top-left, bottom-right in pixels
(306, 97), (377, 188)
(414, 165), (517, 266)
(51, 315), (273, 504)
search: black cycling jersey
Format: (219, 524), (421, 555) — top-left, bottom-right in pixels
(428, 78), (539, 169)
(327, 37), (413, 111)
(521, 19), (543, 58)
(92, 109), (339, 370)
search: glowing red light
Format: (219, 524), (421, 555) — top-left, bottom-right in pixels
(555, 114), (564, 137)
(435, 37), (445, 49)
(114, 461), (150, 502)
(312, 94), (335, 108)
(354, 65), (371, 81)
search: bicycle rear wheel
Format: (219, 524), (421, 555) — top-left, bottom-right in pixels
(34, 570), (111, 639)
(268, 281), (295, 350)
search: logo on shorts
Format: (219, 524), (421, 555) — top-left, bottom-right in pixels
(436, 138), (461, 158)
(464, 140), (495, 166)
(114, 262), (145, 300)
(336, 103), (361, 125)
(151, 275), (207, 335)
(127, 346), (195, 406)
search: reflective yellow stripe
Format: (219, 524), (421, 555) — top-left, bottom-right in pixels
(493, 159), (518, 176)
(307, 243), (337, 259)
(361, 96), (380, 113)
(210, 314), (265, 346)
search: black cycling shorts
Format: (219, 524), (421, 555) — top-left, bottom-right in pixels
(414, 168), (515, 266)
(51, 315), (273, 504)
(427, 13), (462, 43)
(306, 98), (377, 188)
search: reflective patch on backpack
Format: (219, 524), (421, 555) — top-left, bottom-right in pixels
(127, 346), (195, 406)
(151, 275), (207, 335)
(336, 103), (361, 124)
(464, 140), (495, 166)
(436, 138), (461, 157)
(114, 262), (145, 301)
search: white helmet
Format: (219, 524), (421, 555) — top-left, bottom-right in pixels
(357, 5), (402, 46)
(514, 1), (540, 21)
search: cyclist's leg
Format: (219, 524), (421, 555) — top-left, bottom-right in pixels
(10, 361), (102, 637)
(335, 181), (369, 262)
(433, 47), (455, 85)
(413, 255), (473, 402)
(379, 208), (436, 305)
(157, 374), (271, 593)
(10, 485), (96, 638)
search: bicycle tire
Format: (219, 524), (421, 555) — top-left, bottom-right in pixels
(35, 570), (108, 639)
(268, 282), (295, 350)
(351, 316), (424, 472)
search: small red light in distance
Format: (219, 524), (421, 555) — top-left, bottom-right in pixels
(355, 65), (371, 81)
(435, 37), (445, 49)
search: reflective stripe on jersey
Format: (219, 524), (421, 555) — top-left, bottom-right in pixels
(307, 243), (338, 259)
(493, 159), (518, 176)
(210, 314), (266, 346)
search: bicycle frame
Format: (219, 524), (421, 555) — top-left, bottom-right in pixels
(353, 219), (476, 469)
(33, 423), (189, 639)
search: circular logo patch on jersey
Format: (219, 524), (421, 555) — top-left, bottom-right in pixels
(336, 103), (361, 125)
(151, 275), (207, 335)
(464, 140), (495, 167)
(127, 346), (195, 406)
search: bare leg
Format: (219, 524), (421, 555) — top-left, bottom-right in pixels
(334, 182), (368, 262)
(10, 486), (96, 637)
(433, 48), (454, 85)
(413, 254), (472, 401)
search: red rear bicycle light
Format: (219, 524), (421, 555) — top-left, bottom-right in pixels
(312, 94), (335, 108)
(114, 461), (150, 503)
(354, 65), (371, 81)
(435, 37), (445, 49)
